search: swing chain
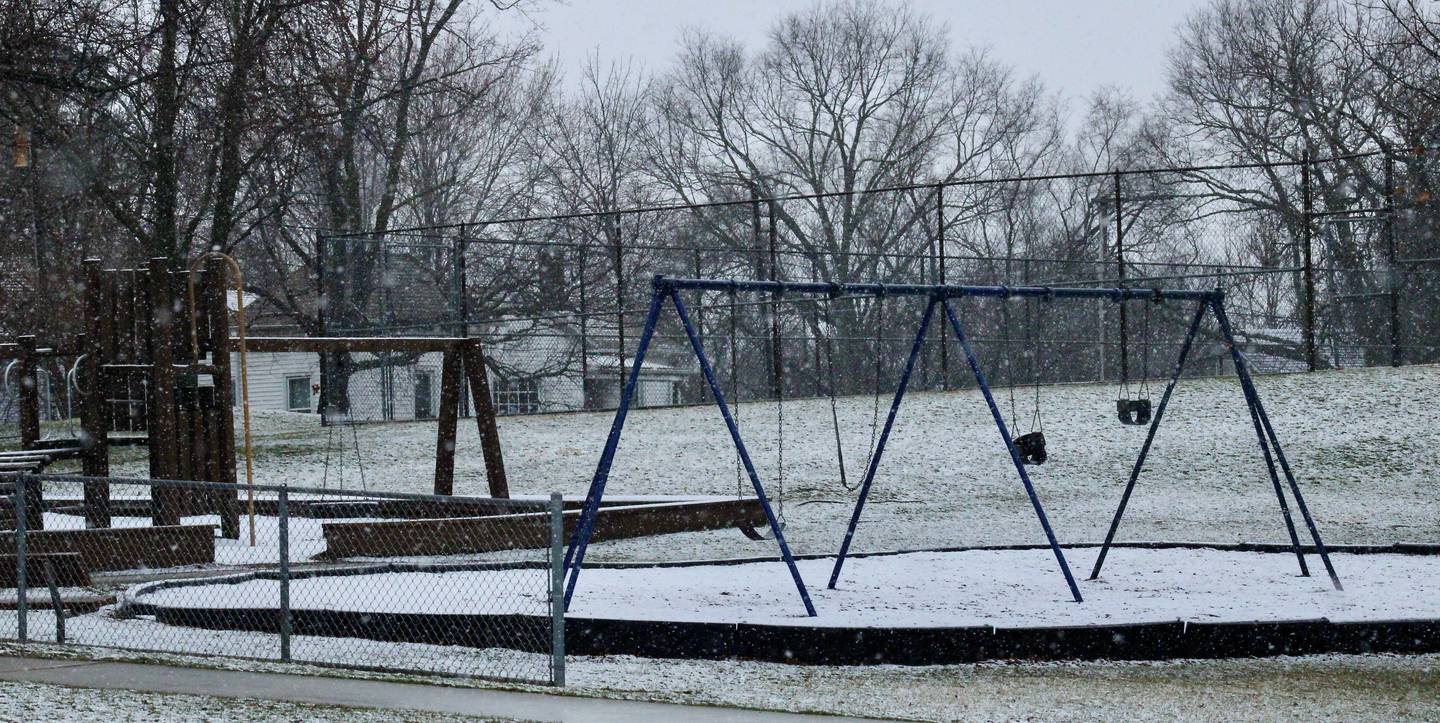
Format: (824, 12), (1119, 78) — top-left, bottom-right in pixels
(863, 290), (886, 477)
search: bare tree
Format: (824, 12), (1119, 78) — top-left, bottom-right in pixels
(651, 0), (1057, 362)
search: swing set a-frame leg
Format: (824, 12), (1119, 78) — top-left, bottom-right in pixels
(1091, 299), (1208, 581)
(942, 299), (1084, 603)
(1240, 377), (1311, 577)
(1212, 300), (1342, 591)
(1091, 294), (1341, 593)
(566, 283), (818, 617)
(671, 288), (817, 616)
(563, 287), (668, 609)
(829, 297), (937, 589)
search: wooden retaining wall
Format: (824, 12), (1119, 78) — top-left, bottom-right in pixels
(0, 525), (215, 573)
(318, 498), (766, 559)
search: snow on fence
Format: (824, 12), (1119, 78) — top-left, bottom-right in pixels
(0, 475), (566, 686)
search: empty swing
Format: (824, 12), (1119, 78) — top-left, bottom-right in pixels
(730, 285), (788, 541)
(1003, 289), (1048, 465)
(1115, 290), (1161, 426)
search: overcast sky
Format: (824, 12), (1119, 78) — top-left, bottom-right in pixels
(497, 0), (1210, 109)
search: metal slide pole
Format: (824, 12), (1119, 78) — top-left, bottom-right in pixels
(1090, 299), (1208, 580)
(562, 288), (667, 609)
(1211, 300), (1343, 591)
(941, 300), (1083, 603)
(671, 287), (817, 616)
(828, 297), (937, 589)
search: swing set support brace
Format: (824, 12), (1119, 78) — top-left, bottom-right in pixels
(1213, 300), (1342, 590)
(564, 279), (816, 617)
(829, 296), (1083, 603)
(941, 300), (1083, 603)
(1090, 293), (1342, 592)
(829, 297), (937, 589)
(1090, 299), (1208, 580)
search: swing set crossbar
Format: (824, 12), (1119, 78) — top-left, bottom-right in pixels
(657, 276), (1220, 303)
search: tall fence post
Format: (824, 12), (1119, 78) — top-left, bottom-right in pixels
(1301, 151), (1318, 372)
(937, 185), (948, 388)
(14, 477), (27, 643)
(1385, 150), (1401, 367)
(578, 245), (590, 410)
(278, 485), (291, 662)
(1114, 171), (1129, 385)
(611, 216), (626, 397)
(693, 248), (707, 405)
(456, 229), (470, 340)
(548, 492), (565, 687)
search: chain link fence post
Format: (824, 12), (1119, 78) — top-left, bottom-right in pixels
(1385, 150), (1402, 367)
(14, 475), (26, 642)
(549, 491), (566, 687)
(278, 484), (291, 662)
(1302, 150), (1318, 372)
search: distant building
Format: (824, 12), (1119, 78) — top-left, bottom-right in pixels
(234, 317), (697, 419)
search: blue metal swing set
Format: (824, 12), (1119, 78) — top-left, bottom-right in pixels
(562, 275), (1342, 618)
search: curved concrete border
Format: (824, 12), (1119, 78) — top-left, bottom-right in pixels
(120, 543), (1440, 666)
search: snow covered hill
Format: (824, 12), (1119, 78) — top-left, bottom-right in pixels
(108, 363), (1440, 563)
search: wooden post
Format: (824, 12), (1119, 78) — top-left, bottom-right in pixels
(461, 338), (508, 498)
(14, 335), (42, 531)
(80, 260), (112, 528)
(15, 335), (39, 450)
(433, 348), (462, 495)
(147, 258), (181, 526)
(204, 258), (240, 538)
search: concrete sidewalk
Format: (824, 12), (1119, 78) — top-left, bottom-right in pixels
(0, 655), (880, 722)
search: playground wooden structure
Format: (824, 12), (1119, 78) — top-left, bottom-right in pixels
(2, 256), (763, 568)
(3, 256), (509, 535)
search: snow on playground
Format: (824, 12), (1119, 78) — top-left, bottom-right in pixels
(135, 547), (1438, 628)
(86, 364), (1438, 564)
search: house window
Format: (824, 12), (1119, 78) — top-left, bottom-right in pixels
(286, 376), (312, 412)
(492, 376), (540, 416)
(414, 371), (434, 420)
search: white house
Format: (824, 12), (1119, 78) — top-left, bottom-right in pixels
(234, 322), (696, 420)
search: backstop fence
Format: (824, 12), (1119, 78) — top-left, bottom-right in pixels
(222, 149), (1440, 421)
(0, 474), (566, 686)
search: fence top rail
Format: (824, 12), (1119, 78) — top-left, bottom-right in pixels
(240, 336), (472, 353)
(7, 473), (546, 509)
(654, 276), (1222, 303)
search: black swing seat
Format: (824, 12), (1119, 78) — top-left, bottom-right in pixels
(1116, 398), (1152, 426)
(738, 517), (784, 541)
(1013, 431), (1047, 465)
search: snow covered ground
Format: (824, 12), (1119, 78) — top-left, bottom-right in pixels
(134, 548), (1434, 627)
(0, 678), (495, 721)
(4, 637), (1436, 721)
(84, 363), (1440, 567)
(15, 364), (1439, 718)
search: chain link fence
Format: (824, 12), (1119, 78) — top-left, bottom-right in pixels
(208, 150), (1440, 422)
(0, 474), (565, 685)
